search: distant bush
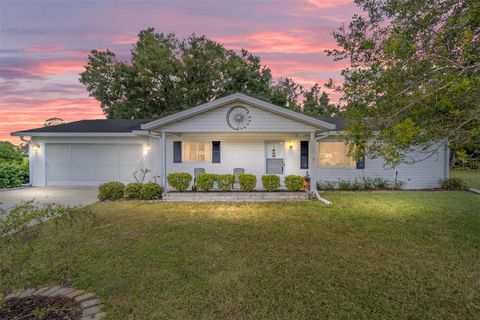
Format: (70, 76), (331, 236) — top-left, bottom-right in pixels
(338, 180), (352, 191)
(239, 174), (256, 192)
(372, 177), (391, 190)
(124, 182), (143, 200)
(216, 174), (235, 191)
(317, 181), (336, 191)
(262, 175), (280, 192)
(140, 182), (163, 200)
(196, 173), (215, 191)
(98, 182), (125, 201)
(440, 177), (467, 190)
(284, 175), (304, 192)
(0, 162), (28, 189)
(167, 173), (192, 191)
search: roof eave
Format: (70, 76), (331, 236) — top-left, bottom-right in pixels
(10, 132), (139, 137)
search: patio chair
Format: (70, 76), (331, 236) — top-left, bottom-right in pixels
(193, 168), (205, 191)
(233, 168), (245, 189)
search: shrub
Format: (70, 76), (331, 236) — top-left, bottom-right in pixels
(373, 177), (391, 190)
(317, 181), (336, 191)
(440, 177), (467, 190)
(124, 182), (142, 200)
(338, 180), (353, 191)
(140, 182), (164, 200)
(0, 162), (28, 189)
(284, 175), (304, 192)
(217, 174), (235, 191)
(351, 179), (365, 191)
(98, 181), (124, 201)
(362, 177), (375, 190)
(393, 180), (406, 190)
(196, 173), (215, 191)
(239, 174), (256, 192)
(167, 173), (192, 191)
(262, 175), (280, 192)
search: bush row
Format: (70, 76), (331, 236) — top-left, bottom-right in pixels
(167, 173), (306, 192)
(317, 177), (405, 191)
(98, 182), (163, 201)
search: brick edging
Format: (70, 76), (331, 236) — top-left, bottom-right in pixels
(4, 286), (105, 320)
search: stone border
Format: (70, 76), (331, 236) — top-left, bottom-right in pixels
(164, 191), (310, 202)
(4, 286), (105, 320)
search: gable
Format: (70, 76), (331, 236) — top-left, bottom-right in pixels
(153, 102), (317, 132)
(142, 93), (335, 132)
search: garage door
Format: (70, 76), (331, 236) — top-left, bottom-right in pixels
(46, 143), (144, 185)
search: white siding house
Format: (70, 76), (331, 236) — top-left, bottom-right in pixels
(12, 93), (449, 190)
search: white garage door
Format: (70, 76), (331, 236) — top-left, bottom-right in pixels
(46, 143), (144, 185)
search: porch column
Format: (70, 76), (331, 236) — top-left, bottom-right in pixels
(309, 131), (317, 192)
(161, 130), (167, 188)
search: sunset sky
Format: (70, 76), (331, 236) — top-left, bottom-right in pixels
(0, 0), (357, 144)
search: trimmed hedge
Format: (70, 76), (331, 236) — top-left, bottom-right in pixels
(216, 174), (235, 191)
(284, 175), (304, 192)
(196, 173), (215, 191)
(98, 182), (125, 201)
(317, 177), (405, 191)
(167, 173), (192, 191)
(239, 174), (256, 192)
(262, 175), (280, 192)
(124, 182), (143, 200)
(140, 182), (164, 200)
(440, 177), (467, 190)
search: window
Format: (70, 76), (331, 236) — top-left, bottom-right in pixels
(182, 142), (212, 162)
(318, 142), (355, 168)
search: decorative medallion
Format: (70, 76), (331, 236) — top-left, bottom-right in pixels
(226, 106), (251, 130)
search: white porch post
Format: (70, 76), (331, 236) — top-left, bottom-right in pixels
(161, 130), (167, 188)
(309, 131), (317, 192)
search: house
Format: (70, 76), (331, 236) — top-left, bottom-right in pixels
(11, 93), (449, 190)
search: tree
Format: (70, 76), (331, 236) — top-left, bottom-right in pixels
(327, 0), (480, 166)
(303, 84), (338, 117)
(44, 117), (65, 127)
(80, 28), (285, 118)
(0, 141), (23, 164)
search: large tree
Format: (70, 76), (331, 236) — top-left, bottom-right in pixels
(80, 28), (309, 118)
(327, 0), (480, 165)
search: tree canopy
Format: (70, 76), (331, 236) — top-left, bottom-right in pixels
(80, 28), (337, 119)
(0, 141), (24, 164)
(327, 0), (479, 166)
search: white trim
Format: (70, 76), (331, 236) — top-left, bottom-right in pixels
(141, 93), (336, 130)
(11, 132), (138, 137)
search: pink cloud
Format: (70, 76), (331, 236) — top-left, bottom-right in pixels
(306, 0), (353, 9)
(0, 98), (104, 144)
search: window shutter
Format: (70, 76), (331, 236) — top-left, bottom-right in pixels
(212, 141), (221, 163)
(356, 156), (365, 169)
(173, 141), (182, 163)
(300, 141), (309, 169)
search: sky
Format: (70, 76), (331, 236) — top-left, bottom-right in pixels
(0, 0), (358, 144)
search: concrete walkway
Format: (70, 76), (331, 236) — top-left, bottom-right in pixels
(0, 186), (98, 211)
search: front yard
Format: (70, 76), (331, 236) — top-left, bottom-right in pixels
(1, 192), (479, 319)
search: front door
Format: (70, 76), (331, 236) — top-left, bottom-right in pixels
(265, 141), (284, 174)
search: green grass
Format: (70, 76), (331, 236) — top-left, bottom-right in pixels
(451, 169), (480, 189)
(1, 192), (479, 319)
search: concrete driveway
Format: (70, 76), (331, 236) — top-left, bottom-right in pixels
(0, 186), (99, 211)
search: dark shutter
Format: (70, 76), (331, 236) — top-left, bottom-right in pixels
(212, 141), (221, 163)
(300, 141), (309, 169)
(173, 141), (182, 163)
(356, 156), (365, 169)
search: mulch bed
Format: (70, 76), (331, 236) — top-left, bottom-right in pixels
(0, 296), (81, 320)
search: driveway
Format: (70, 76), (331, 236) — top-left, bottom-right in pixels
(0, 186), (99, 211)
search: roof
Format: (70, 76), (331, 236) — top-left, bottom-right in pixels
(141, 93), (336, 130)
(11, 119), (154, 136)
(11, 93), (345, 136)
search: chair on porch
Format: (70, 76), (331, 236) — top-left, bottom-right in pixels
(233, 168), (245, 189)
(193, 168), (205, 191)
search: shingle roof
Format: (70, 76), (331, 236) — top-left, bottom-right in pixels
(12, 119), (155, 134)
(320, 117), (345, 131)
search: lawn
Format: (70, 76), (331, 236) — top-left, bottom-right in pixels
(1, 192), (479, 319)
(451, 169), (480, 189)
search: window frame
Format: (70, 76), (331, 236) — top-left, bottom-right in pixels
(182, 141), (212, 163)
(317, 141), (356, 169)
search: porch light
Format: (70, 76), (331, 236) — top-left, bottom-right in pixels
(289, 142), (294, 149)
(143, 144), (151, 155)
(32, 144), (40, 151)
